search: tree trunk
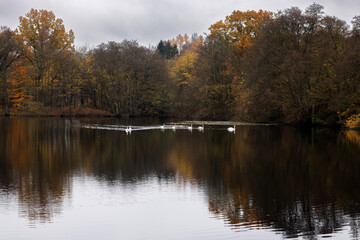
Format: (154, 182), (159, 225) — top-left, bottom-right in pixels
(129, 80), (132, 116)
(311, 100), (315, 124)
(115, 103), (119, 115)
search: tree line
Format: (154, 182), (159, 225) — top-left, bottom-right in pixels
(1, 4), (360, 125)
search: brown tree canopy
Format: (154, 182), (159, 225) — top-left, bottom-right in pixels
(0, 26), (22, 115)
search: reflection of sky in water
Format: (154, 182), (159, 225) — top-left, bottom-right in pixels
(0, 175), (282, 240)
(0, 175), (357, 240)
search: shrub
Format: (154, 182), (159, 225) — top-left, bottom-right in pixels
(345, 114), (360, 129)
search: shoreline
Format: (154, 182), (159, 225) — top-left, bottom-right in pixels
(0, 113), (355, 130)
(1, 108), (358, 130)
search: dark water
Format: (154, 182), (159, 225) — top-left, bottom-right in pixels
(0, 118), (360, 240)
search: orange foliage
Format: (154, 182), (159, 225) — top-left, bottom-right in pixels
(209, 10), (273, 55)
(171, 34), (190, 53)
(345, 114), (360, 129)
(8, 60), (32, 111)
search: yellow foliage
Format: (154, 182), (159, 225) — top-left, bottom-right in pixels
(345, 114), (360, 129)
(170, 50), (198, 87)
(16, 9), (75, 57)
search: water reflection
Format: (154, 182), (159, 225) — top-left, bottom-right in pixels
(0, 118), (360, 239)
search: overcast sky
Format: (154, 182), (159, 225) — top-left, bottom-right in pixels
(0, 0), (359, 48)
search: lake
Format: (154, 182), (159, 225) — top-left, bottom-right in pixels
(0, 118), (359, 240)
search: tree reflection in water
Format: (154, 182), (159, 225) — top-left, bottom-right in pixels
(0, 118), (359, 238)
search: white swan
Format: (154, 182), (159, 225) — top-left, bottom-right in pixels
(198, 124), (204, 131)
(187, 124), (193, 131)
(227, 125), (235, 133)
(125, 126), (132, 134)
(171, 125), (176, 132)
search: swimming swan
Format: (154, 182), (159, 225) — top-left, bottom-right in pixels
(125, 126), (132, 134)
(227, 125), (235, 133)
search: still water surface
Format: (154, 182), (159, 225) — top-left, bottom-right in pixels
(0, 118), (360, 239)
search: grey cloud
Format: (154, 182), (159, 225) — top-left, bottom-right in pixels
(0, 0), (359, 47)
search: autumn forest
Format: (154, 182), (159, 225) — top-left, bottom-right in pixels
(1, 4), (360, 126)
